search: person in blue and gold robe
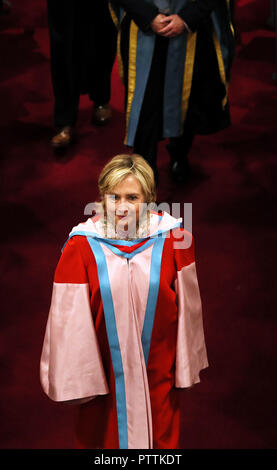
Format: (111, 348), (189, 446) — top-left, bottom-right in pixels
(110, 0), (235, 183)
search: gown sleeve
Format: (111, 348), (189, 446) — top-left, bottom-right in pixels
(178, 0), (221, 32)
(173, 230), (208, 388)
(40, 237), (109, 402)
(110, 0), (159, 31)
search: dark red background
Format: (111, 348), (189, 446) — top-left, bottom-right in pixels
(0, 0), (276, 448)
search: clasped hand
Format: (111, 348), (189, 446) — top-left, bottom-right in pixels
(151, 14), (185, 38)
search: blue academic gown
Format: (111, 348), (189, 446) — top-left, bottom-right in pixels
(110, 0), (235, 145)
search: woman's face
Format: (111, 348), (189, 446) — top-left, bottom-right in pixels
(105, 174), (146, 233)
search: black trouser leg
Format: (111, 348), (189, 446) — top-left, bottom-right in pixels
(133, 36), (169, 177)
(167, 122), (195, 165)
(87, 0), (117, 105)
(47, 0), (117, 127)
(47, 0), (81, 128)
(166, 122), (194, 183)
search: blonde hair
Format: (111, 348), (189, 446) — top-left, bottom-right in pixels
(98, 154), (156, 204)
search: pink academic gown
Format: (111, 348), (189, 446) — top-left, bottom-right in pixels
(40, 211), (208, 449)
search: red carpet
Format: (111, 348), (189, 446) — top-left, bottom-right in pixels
(1, 0), (276, 449)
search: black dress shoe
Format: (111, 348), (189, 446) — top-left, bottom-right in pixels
(92, 103), (112, 125)
(166, 143), (190, 183)
(171, 159), (190, 183)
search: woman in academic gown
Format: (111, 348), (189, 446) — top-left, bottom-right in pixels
(40, 154), (208, 449)
(109, 0), (235, 183)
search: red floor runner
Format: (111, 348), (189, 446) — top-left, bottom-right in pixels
(0, 0), (276, 449)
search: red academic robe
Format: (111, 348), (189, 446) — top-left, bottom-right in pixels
(40, 211), (208, 449)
